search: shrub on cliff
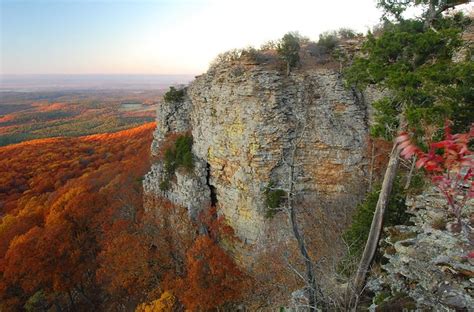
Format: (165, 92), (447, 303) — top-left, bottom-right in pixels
(163, 86), (185, 104)
(345, 14), (473, 139)
(337, 28), (358, 39)
(210, 49), (245, 68)
(317, 31), (340, 53)
(343, 5), (472, 301)
(240, 47), (271, 64)
(277, 32), (301, 75)
(160, 134), (193, 190)
(264, 182), (286, 218)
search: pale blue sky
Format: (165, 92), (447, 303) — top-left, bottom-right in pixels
(1, 0), (198, 74)
(0, 0), (405, 75)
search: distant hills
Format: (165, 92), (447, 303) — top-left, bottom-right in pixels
(0, 74), (195, 92)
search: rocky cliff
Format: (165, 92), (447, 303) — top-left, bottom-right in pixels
(143, 57), (379, 249)
(368, 188), (474, 311)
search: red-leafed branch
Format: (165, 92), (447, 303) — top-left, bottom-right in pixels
(397, 122), (474, 224)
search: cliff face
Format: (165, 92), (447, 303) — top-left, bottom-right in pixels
(144, 61), (374, 245)
(368, 189), (474, 311)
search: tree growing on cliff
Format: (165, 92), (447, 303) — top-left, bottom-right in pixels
(344, 0), (472, 307)
(163, 86), (185, 104)
(277, 32), (301, 75)
(160, 133), (193, 191)
(263, 107), (323, 310)
(286, 124), (321, 311)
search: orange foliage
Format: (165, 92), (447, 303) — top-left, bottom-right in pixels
(96, 220), (163, 309)
(36, 103), (68, 112)
(199, 205), (239, 243)
(0, 123), (155, 310)
(1, 121), (248, 310)
(145, 204), (248, 311)
(0, 122), (155, 214)
(171, 235), (246, 311)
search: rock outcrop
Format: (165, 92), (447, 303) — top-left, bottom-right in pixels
(368, 188), (474, 311)
(144, 59), (375, 247)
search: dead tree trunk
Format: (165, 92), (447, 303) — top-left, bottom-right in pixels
(346, 106), (407, 309)
(286, 136), (318, 311)
(345, 3), (469, 308)
(348, 143), (400, 308)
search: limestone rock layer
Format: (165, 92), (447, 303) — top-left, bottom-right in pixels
(144, 63), (373, 245)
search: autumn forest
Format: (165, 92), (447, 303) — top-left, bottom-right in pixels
(0, 89), (247, 311)
(1, 0), (473, 311)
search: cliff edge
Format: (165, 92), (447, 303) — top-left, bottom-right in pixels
(143, 53), (381, 251)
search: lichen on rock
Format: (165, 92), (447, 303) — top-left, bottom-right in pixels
(144, 57), (378, 253)
(368, 188), (474, 311)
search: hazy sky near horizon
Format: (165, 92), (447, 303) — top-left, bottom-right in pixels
(0, 0), (452, 75)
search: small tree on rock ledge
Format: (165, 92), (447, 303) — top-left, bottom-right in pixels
(163, 86), (185, 104)
(277, 32), (301, 76)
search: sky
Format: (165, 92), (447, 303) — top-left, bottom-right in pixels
(0, 0), (456, 75)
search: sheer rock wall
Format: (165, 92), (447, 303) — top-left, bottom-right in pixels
(144, 62), (375, 245)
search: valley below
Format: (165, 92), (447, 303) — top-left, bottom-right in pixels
(0, 2), (473, 311)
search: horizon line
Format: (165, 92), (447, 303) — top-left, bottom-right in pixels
(0, 73), (199, 77)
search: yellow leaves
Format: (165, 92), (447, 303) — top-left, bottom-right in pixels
(135, 291), (176, 312)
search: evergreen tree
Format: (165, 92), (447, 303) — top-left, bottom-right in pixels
(345, 0), (472, 307)
(346, 13), (472, 139)
(277, 32), (301, 75)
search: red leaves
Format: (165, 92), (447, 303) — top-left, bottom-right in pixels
(96, 223), (154, 298)
(151, 205), (246, 310)
(398, 122), (473, 173)
(396, 132), (422, 159)
(396, 122), (473, 221)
